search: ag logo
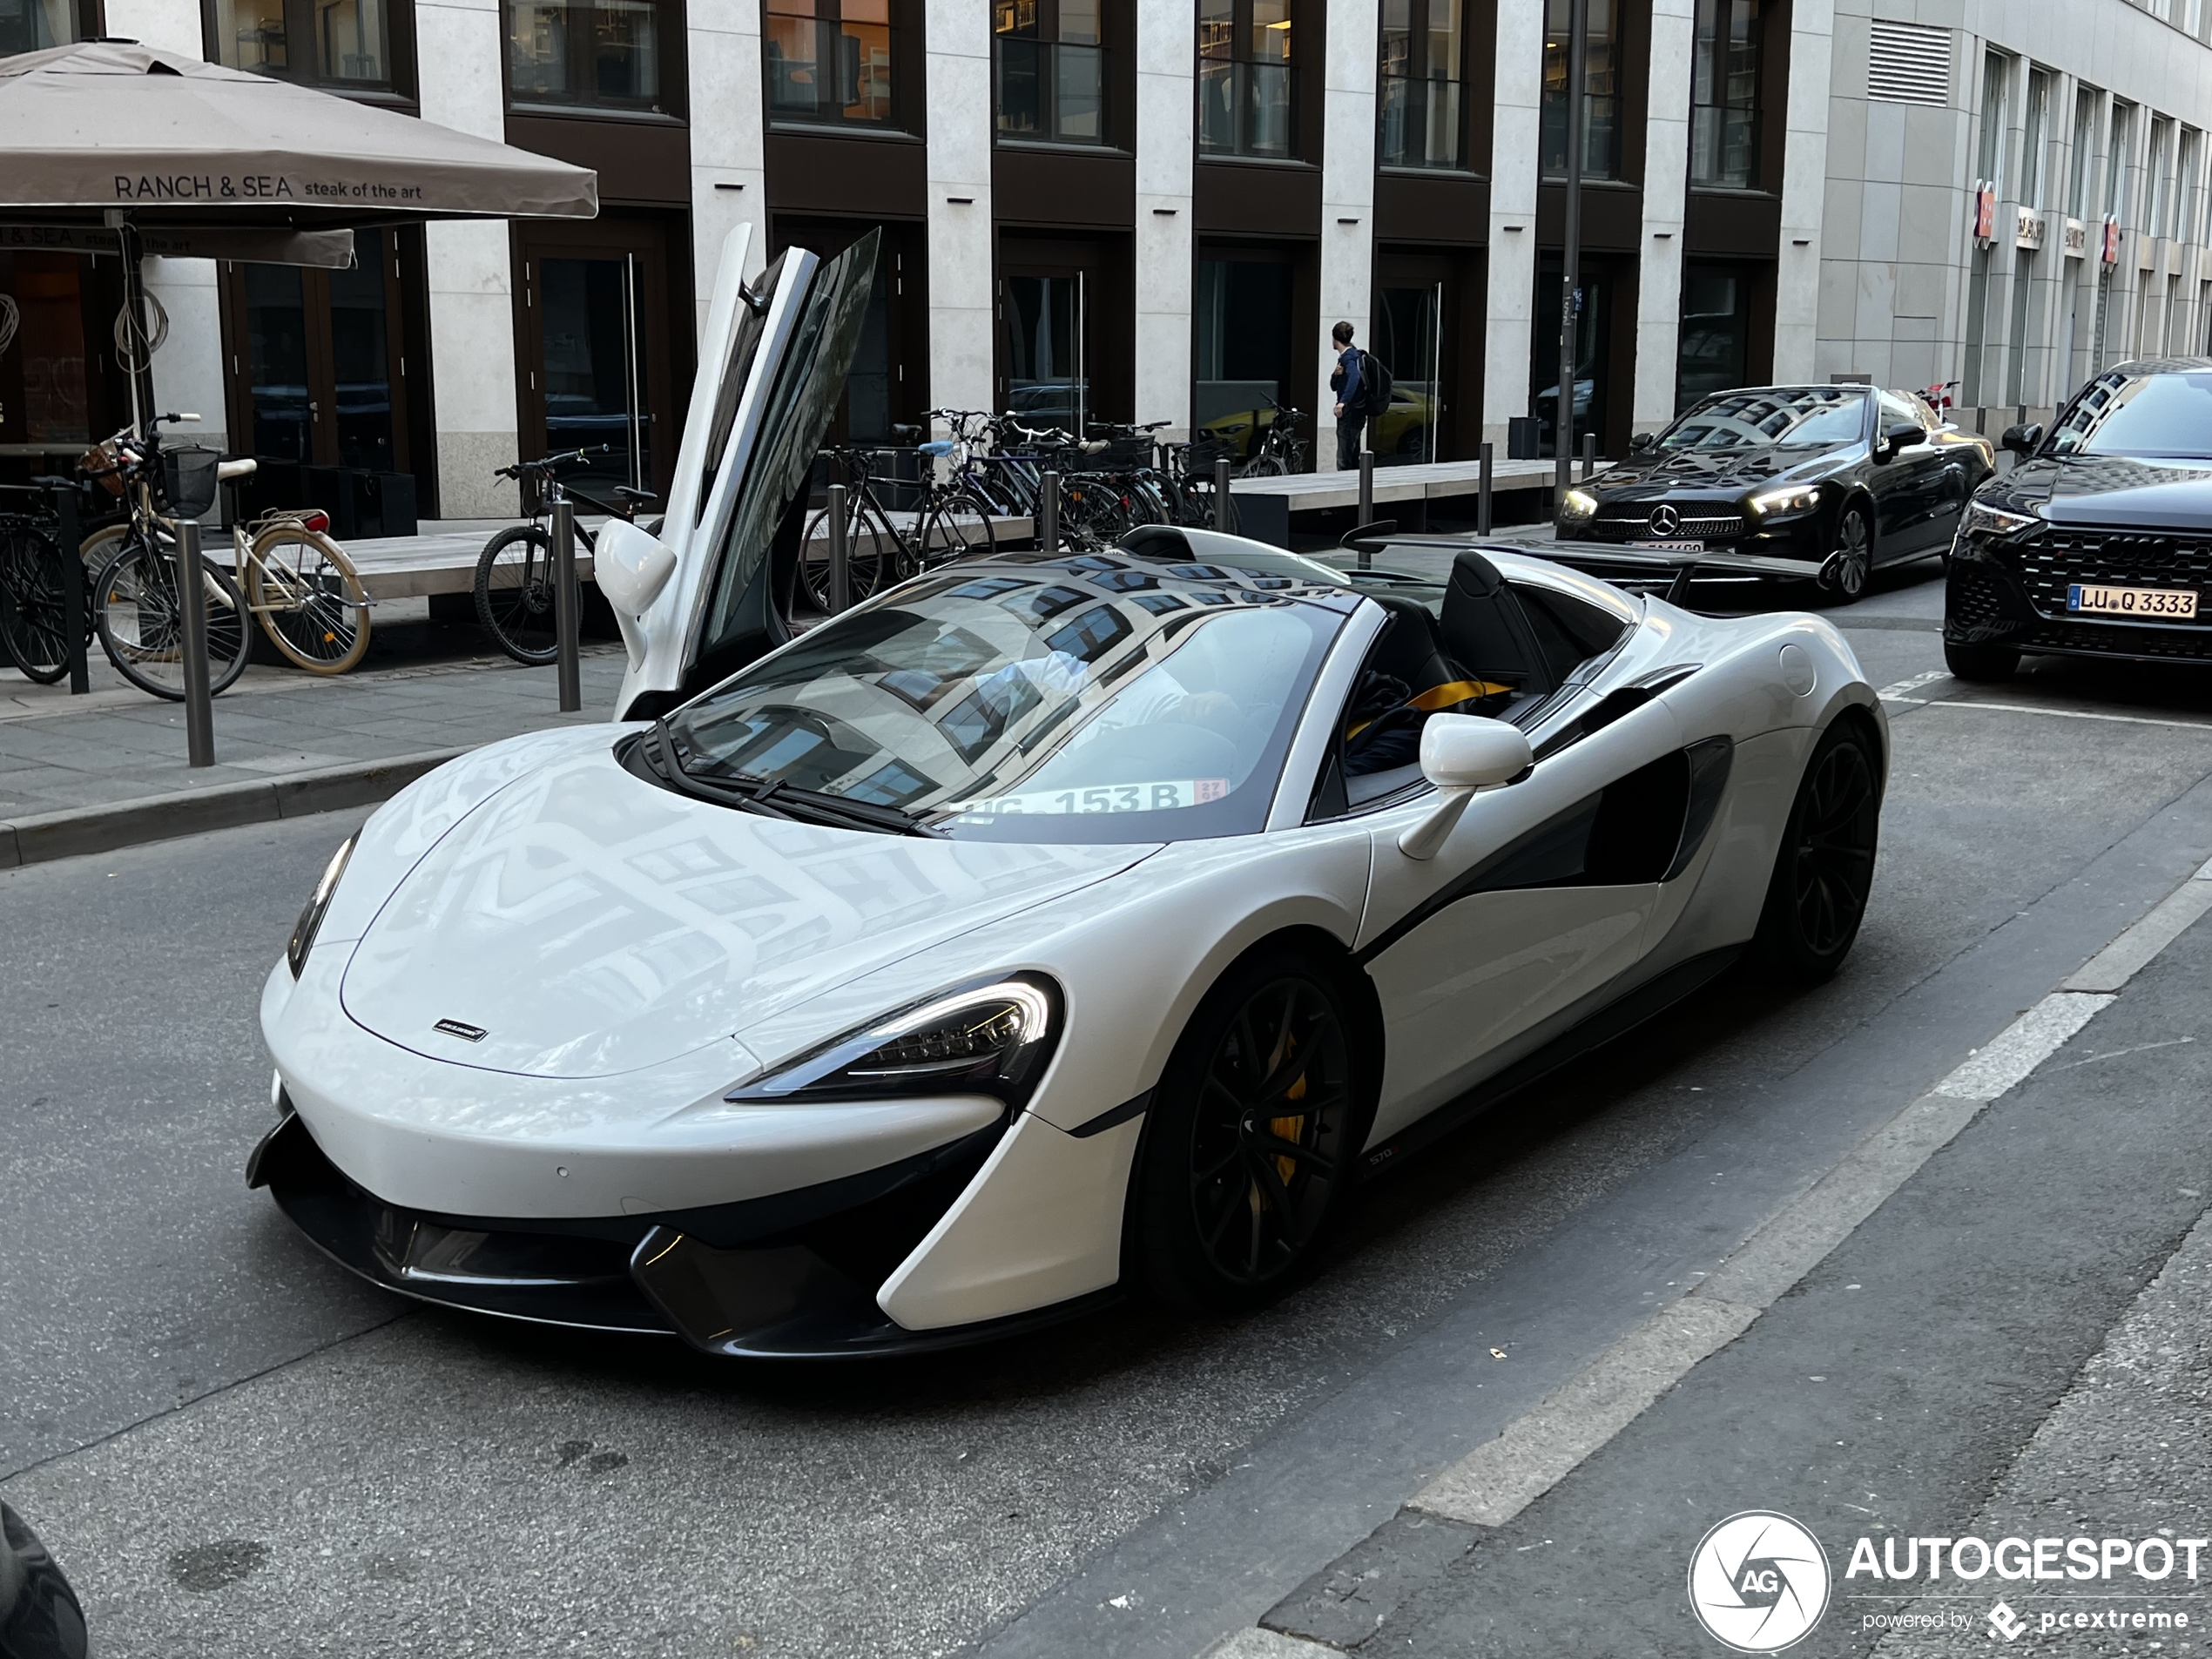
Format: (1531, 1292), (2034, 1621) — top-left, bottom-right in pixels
(1687, 1511), (1831, 1652)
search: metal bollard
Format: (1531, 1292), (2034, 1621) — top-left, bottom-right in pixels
(1478, 441), (1494, 536)
(1214, 455), (1232, 532)
(1581, 433), (1597, 480)
(1039, 469), (1059, 554)
(552, 496), (580, 712)
(826, 482), (850, 614)
(1357, 448), (1374, 570)
(176, 516), (214, 766)
(41, 476), (88, 694)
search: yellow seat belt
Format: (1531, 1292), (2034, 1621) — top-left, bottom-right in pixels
(1347, 679), (1515, 739)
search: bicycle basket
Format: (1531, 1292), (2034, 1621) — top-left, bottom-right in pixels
(161, 445), (222, 517)
(1096, 436), (1156, 470)
(1182, 437), (1238, 475)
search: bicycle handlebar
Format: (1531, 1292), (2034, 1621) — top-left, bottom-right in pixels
(495, 445), (610, 481)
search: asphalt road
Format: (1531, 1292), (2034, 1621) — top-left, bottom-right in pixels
(4, 562), (2212, 1659)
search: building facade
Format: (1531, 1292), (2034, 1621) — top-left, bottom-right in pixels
(4, 0), (2212, 522)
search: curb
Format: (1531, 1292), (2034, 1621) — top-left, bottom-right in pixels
(0, 745), (472, 870)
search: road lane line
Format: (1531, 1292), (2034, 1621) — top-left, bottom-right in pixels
(2064, 860), (2212, 993)
(1878, 669), (1952, 701)
(1405, 987), (2112, 1532)
(1914, 699), (2212, 732)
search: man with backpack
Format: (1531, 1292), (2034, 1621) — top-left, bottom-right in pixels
(1329, 321), (1393, 472)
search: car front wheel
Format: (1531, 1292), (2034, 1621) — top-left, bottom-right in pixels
(1127, 951), (1366, 1313)
(1753, 718), (1881, 983)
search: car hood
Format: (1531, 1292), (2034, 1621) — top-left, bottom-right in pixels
(1590, 445), (1851, 498)
(339, 738), (1157, 1079)
(1992, 455), (2212, 528)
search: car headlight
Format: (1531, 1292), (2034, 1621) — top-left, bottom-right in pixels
(1748, 482), (1822, 516)
(287, 833), (356, 978)
(1559, 487), (1598, 521)
(724, 975), (1061, 1107)
(1963, 499), (2043, 538)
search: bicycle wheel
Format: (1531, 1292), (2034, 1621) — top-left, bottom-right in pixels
(918, 490), (997, 570)
(473, 524), (558, 665)
(1060, 478), (1131, 550)
(799, 500), (893, 611)
(0, 522), (87, 685)
(247, 523), (371, 673)
(94, 529), (251, 700)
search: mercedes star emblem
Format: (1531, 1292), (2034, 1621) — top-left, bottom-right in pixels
(1650, 504), (1682, 536)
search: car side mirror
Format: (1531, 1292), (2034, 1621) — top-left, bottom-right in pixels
(594, 517), (678, 670)
(2000, 421), (2044, 457)
(1399, 715), (1534, 860)
(1873, 421), (1921, 463)
(1629, 431), (1656, 452)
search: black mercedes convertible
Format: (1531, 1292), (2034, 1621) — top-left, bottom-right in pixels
(1945, 359), (2212, 679)
(1550, 383), (1995, 604)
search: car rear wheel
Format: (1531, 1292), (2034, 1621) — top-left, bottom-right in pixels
(1752, 718), (1881, 984)
(1127, 951), (1366, 1313)
(1943, 640), (2018, 682)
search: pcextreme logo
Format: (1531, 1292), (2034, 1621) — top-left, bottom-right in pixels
(1688, 1511), (1833, 1653)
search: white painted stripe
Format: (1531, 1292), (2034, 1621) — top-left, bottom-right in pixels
(1916, 699), (2212, 733)
(1411, 1296), (1760, 1527)
(1877, 668), (1951, 701)
(2064, 879), (2212, 993)
(1198, 1626), (1339, 1659)
(1931, 992), (2115, 1099)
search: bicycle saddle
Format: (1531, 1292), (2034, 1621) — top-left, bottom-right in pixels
(612, 484), (657, 503)
(917, 440), (956, 458)
(891, 423), (923, 442)
(217, 458), (258, 482)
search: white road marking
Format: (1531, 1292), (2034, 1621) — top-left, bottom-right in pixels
(2064, 864), (2212, 993)
(1878, 669), (1952, 701)
(1931, 992), (2115, 1099)
(1916, 699), (2212, 732)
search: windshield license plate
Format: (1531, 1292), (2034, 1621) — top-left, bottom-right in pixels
(1629, 540), (1706, 553)
(2067, 583), (2200, 620)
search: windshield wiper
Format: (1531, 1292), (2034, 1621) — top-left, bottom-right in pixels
(648, 721), (943, 838)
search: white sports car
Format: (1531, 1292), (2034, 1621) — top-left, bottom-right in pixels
(249, 230), (1887, 1357)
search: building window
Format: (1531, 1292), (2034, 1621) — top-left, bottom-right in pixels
(2020, 66), (2048, 206)
(1676, 262), (1750, 409)
(765, 0), (896, 127)
(2066, 86), (2096, 219)
(1688, 0), (1758, 189)
(1540, 0), (1619, 181)
(2151, 116), (2175, 237)
(995, 0), (1105, 145)
(1378, 0), (1466, 171)
(2181, 127), (2202, 245)
(1197, 0), (1294, 159)
(2107, 102), (2133, 223)
(1973, 51), (2007, 199)
(508, 0), (664, 111)
(2, 0), (91, 52)
(209, 0), (397, 91)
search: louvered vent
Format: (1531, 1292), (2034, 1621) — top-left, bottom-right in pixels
(1867, 19), (1953, 106)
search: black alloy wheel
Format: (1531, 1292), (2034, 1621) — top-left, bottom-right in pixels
(1753, 719), (1881, 982)
(1130, 953), (1366, 1312)
(1818, 505), (1873, 605)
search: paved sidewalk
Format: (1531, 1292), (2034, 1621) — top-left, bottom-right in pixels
(0, 644), (628, 819)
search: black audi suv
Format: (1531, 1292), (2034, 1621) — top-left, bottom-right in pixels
(1550, 383), (1994, 604)
(1946, 359), (2212, 679)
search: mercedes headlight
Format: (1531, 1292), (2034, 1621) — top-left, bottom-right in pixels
(287, 833), (356, 978)
(1749, 482), (1822, 516)
(1559, 488), (1598, 521)
(1963, 499), (2042, 538)
(725, 976), (1061, 1107)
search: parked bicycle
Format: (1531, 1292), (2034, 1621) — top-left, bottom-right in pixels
(474, 448), (656, 665)
(80, 428), (371, 686)
(0, 484), (96, 684)
(799, 427), (996, 610)
(1240, 405), (1308, 476)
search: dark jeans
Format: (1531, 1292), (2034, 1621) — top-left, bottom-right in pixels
(1336, 413), (1366, 472)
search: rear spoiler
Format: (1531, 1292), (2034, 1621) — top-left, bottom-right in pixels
(1541, 542), (1826, 602)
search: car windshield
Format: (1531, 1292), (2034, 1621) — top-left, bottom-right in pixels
(663, 558), (1349, 843)
(1656, 388), (1869, 453)
(2047, 369), (2212, 460)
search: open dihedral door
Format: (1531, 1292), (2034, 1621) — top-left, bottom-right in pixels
(613, 225), (881, 721)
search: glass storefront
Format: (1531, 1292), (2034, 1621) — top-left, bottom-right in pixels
(1195, 255), (1294, 457)
(1676, 263), (1750, 412)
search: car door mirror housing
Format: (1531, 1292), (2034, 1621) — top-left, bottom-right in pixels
(1399, 715), (1534, 860)
(1629, 430), (1655, 452)
(2000, 421), (2044, 457)
(1875, 421), (1920, 462)
(595, 517), (678, 670)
